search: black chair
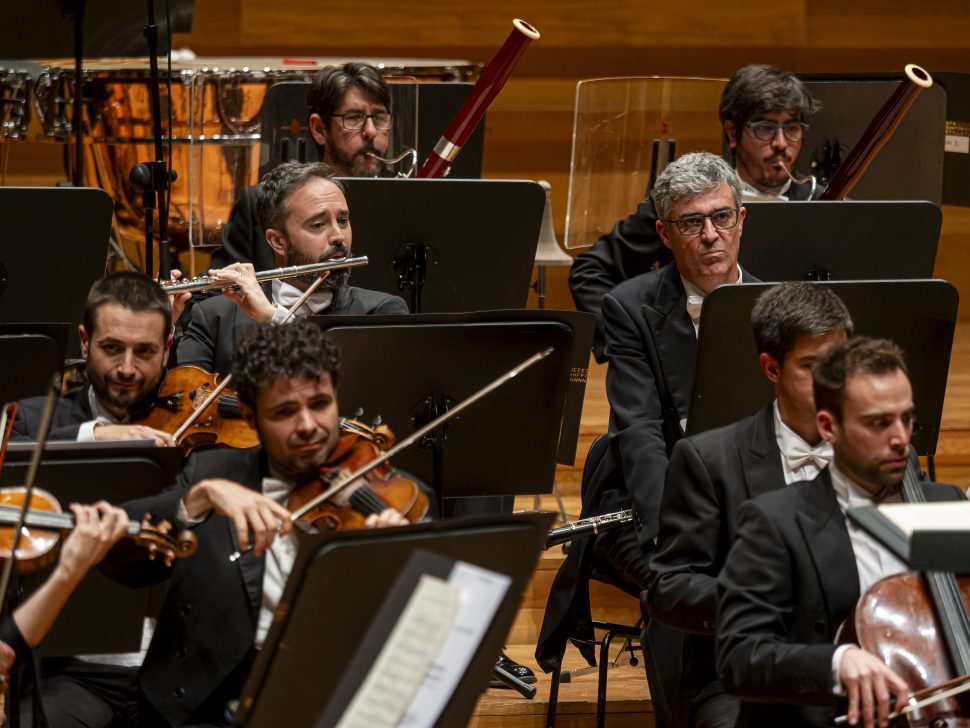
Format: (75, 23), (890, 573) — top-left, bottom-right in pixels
(535, 434), (648, 727)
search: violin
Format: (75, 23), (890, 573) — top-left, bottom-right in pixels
(839, 456), (970, 726)
(138, 366), (258, 453)
(0, 486), (197, 573)
(286, 418), (428, 531)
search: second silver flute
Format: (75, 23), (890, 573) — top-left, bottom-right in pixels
(160, 256), (369, 294)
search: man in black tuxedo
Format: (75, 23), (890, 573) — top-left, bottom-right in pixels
(12, 272), (178, 445)
(717, 337), (965, 728)
(645, 282), (853, 727)
(177, 160), (408, 377)
(89, 321), (408, 727)
(211, 62), (393, 272)
(569, 64), (821, 359)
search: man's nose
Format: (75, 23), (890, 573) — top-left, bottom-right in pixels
(700, 216), (719, 242)
(770, 127), (790, 151)
(295, 408), (317, 433)
(117, 350), (136, 376)
(360, 116), (378, 140)
(889, 420), (911, 450)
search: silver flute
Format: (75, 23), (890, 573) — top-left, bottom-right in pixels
(160, 256), (369, 294)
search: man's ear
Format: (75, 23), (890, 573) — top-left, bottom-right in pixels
(759, 352), (782, 384)
(724, 120), (739, 151)
(79, 324), (90, 358)
(656, 220), (673, 250)
(266, 228), (287, 258)
(817, 409), (838, 444)
(309, 114), (327, 147)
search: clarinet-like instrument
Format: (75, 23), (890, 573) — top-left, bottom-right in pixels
(417, 19), (539, 178)
(544, 509), (634, 549)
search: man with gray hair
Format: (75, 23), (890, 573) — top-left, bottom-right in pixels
(646, 282), (852, 727)
(570, 64), (821, 360)
(177, 160), (407, 376)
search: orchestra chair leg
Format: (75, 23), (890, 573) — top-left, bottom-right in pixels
(545, 648), (565, 728)
(594, 620), (642, 727)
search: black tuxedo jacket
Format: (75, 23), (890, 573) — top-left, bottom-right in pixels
(646, 403), (785, 715)
(11, 386), (95, 441)
(209, 185), (273, 272)
(176, 283), (409, 377)
(716, 468), (964, 727)
(105, 448), (269, 726)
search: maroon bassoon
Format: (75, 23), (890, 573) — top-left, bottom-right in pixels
(819, 64), (933, 200)
(417, 19), (540, 178)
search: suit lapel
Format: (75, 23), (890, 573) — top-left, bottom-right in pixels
(795, 471), (860, 629)
(643, 264), (696, 423)
(231, 451), (268, 618)
(740, 403), (785, 499)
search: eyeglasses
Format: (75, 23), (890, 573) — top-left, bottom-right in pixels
(662, 208), (740, 236)
(331, 112), (393, 131)
(745, 120), (809, 143)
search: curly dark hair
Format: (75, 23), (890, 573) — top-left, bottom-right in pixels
(254, 160), (345, 234)
(307, 62), (392, 126)
(751, 283), (853, 364)
(83, 272), (171, 336)
(813, 337), (908, 420)
(231, 321), (341, 409)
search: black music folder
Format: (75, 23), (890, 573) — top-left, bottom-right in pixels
(687, 280), (958, 456)
(234, 512), (553, 727)
(0, 323), (69, 405)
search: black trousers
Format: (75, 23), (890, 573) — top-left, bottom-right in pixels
(33, 658), (139, 728)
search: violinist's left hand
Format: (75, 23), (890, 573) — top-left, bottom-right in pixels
(364, 508), (408, 529)
(167, 269), (192, 323)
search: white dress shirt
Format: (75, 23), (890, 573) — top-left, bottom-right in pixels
(741, 179), (793, 201)
(269, 279), (334, 324)
(773, 401), (833, 484)
(75, 387), (124, 442)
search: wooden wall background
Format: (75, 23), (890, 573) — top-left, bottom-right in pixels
(6, 0), (970, 311)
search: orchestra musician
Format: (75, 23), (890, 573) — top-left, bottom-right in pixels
(176, 160), (408, 378)
(210, 62), (394, 272)
(716, 337), (965, 728)
(11, 273), (179, 446)
(41, 321), (417, 727)
(646, 282), (852, 727)
(569, 64), (821, 359)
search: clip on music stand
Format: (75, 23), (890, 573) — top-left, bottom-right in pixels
(0, 188), (113, 357)
(0, 323), (69, 405)
(738, 200), (940, 282)
(234, 511), (554, 727)
(258, 80), (485, 180)
(0, 444), (183, 655)
(309, 312), (591, 511)
(336, 178), (544, 313)
(686, 280), (958, 459)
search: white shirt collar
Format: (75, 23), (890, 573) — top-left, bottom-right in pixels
(272, 279), (335, 316)
(773, 400), (832, 483)
(680, 264), (743, 334)
(741, 178), (792, 201)
(87, 386), (126, 425)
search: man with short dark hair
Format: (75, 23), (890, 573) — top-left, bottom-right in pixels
(646, 282), (852, 727)
(570, 64), (821, 359)
(177, 160), (407, 377)
(211, 62), (393, 272)
(716, 337), (964, 728)
(12, 272), (176, 445)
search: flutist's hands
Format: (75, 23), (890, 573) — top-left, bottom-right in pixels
(184, 479), (292, 556)
(166, 269), (192, 323)
(208, 264), (276, 323)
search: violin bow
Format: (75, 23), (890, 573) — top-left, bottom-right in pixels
(171, 273), (329, 441)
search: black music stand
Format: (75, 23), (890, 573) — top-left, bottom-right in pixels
(337, 178), (544, 313)
(686, 280), (958, 457)
(0, 444), (182, 655)
(309, 311), (590, 510)
(738, 200), (940, 282)
(0, 323), (69, 405)
(258, 80), (485, 179)
(234, 512), (553, 727)
(934, 72), (970, 207)
(0, 188), (113, 356)
(797, 75), (946, 204)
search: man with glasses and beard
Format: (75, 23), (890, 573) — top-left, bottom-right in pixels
(570, 64), (821, 359)
(177, 161), (407, 377)
(210, 62), (394, 272)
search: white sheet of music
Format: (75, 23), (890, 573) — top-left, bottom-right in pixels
(878, 501), (970, 534)
(399, 562), (511, 728)
(335, 574), (459, 728)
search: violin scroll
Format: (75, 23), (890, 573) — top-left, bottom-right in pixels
(134, 515), (198, 567)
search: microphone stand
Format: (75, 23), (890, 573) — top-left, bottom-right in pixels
(128, 0), (175, 278)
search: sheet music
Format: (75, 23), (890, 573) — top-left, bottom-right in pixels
(400, 561), (511, 728)
(335, 574), (459, 728)
(878, 501), (970, 535)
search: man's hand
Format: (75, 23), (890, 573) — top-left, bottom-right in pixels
(364, 508), (408, 529)
(57, 502), (130, 586)
(184, 479), (292, 556)
(93, 423), (175, 447)
(166, 268), (192, 323)
(840, 647), (909, 728)
(207, 264), (276, 323)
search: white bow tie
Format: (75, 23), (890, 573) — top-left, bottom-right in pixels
(273, 280), (334, 315)
(784, 440), (833, 472)
(686, 294), (705, 326)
